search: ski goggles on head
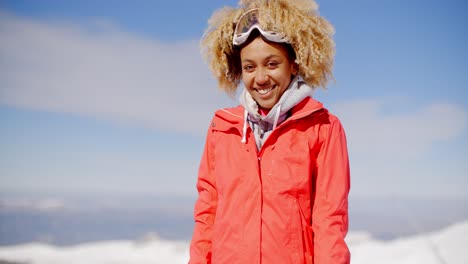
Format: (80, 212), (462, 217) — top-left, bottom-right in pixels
(233, 8), (289, 46)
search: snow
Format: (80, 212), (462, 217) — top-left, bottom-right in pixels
(348, 220), (468, 264)
(0, 220), (466, 264)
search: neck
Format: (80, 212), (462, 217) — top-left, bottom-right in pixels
(258, 107), (270, 116)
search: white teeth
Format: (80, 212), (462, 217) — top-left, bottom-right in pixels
(256, 87), (273, 95)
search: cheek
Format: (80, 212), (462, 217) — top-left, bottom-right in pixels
(241, 73), (253, 87)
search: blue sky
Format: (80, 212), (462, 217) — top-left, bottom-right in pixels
(0, 0), (467, 204)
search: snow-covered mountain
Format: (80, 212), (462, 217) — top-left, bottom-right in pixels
(0, 220), (466, 264)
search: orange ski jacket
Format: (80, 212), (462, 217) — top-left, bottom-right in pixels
(189, 97), (350, 264)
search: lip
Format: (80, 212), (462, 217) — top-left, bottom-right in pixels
(254, 85), (276, 97)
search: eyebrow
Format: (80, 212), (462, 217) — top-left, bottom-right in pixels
(241, 54), (281, 64)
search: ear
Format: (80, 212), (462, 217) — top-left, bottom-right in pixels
(291, 62), (299, 75)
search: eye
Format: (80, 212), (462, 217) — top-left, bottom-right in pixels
(267, 61), (279, 68)
(243, 64), (255, 72)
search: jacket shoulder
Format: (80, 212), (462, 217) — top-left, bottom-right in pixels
(302, 98), (343, 125)
(207, 105), (244, 132)
(295, 99), (346, 144)
(212, 105), (245, 123)
(312, 110), (347, 147)
(214, 105), (244, 118)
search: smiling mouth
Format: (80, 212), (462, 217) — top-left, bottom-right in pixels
(255, 86), (275, 95)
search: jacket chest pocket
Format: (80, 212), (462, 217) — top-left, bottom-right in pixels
(213, 132), (257, 197)
(261, 138), (315, 195)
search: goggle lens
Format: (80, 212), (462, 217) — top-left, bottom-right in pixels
(233, 9), (289, 46)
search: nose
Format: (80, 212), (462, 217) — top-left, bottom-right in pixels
(255, 68), (269, 85)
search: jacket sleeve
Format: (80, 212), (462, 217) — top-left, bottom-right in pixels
(189, 124), (218, 264)
(312, 117), (351, 264)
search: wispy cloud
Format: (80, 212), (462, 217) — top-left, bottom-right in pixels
(333, 99), (468, 198)
(334, 100), (467, 157)
(0, 11), (234, 135)
(1, 11), (466, 199)
(0, 197), (65, 211)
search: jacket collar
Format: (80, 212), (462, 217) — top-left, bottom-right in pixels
(213, 97), (324, 132)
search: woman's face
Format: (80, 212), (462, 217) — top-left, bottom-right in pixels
(240, 37), (296, 110)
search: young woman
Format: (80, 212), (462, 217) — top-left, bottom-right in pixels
(190, 1), (350, 263)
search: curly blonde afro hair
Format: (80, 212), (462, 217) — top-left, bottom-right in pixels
(201, 0), (335, 95)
